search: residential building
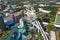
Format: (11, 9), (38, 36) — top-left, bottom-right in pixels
(54, 8), (60, 27)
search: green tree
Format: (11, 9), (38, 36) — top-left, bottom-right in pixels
(46, 24), (56, 30)
(50, 17), (55, 22)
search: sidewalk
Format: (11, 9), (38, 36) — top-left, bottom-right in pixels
(50, 31), (56, 40)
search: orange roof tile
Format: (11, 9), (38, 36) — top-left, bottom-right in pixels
(58, 8), (60, 10)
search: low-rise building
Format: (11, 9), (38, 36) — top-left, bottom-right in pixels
(54, 8), (60, 27)
(39, 8), (51, 13)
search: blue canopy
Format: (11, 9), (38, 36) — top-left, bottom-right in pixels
(4, 20), (15, 26)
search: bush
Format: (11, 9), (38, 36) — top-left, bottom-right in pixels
(46, 24), (56, 30)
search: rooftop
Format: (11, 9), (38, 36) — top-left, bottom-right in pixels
(55, 8), (60, 27)
(57, 12), (60, 14)
(58, 8), (60, 11)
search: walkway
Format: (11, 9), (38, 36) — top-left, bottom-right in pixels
(50, 31), (56, 40)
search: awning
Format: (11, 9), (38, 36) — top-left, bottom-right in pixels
(4, 20), (15, 26)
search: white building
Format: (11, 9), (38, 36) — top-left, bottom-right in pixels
(39, 4), (49, 7)
(54, 9), (60, 27)
(39, 8), (51, 13)
(25, 9), (36, 18)
(56, 2), (60, 4)
(43, 22), (49, 25)
(24, 4), (32, 9)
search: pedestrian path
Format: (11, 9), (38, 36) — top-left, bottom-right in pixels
(50, 31), (56, 40)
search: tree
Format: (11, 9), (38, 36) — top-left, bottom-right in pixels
(50, 17), (55, 22)
(46, 24), (56, 30)
(21, 6), (26, 10)
(43, 17), (50, 22)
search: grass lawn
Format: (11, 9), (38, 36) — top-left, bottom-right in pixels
(0, 29), (9, 40)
